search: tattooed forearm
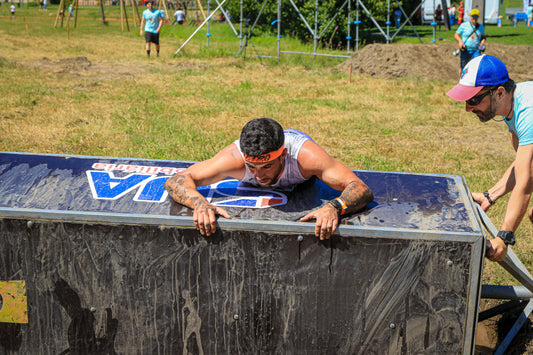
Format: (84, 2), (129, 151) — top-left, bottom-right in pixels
(164, 173), (207, 209)
(339, 181), (374, 213)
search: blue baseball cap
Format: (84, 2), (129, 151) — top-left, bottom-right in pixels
(447, 55), (509, 101)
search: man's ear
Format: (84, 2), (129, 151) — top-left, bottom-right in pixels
(496, 86), (506, 99)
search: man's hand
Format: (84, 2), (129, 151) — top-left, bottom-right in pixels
(300, 204), (339, 240)
(486, 237), (508, 262)
(193, 199), (231, 236)
(472, 192), (492, 211)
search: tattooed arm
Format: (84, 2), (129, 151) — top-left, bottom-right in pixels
(164, 143), (246, 236)
(298, 140), (373, 240)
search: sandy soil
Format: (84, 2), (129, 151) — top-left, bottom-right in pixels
(8, 42), (533, 85)
(336, 43), (533, 83)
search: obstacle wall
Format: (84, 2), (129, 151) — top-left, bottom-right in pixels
(0, 152), (485, 354)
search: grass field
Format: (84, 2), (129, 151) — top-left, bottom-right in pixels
(1, 2), (533, 290)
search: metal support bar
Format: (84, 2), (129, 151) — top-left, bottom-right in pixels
(481, 285), (533, 300)
(476, 204), (533, 353)
(357, 0), (389, 41)
(280, 50), (350, 58)
(213, 0), (239, 37)
(174, 0), (228, 55)
(389, 1), (422, 43)
(317, 0), (349, 40)
(287, 0), (316, 36)
(478, 300), (525, 322)
(476, 205), (533, 294)
(234, 0), (269, 60)
(494, 299), (533, 355)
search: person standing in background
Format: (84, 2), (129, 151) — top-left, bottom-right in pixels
(457, 1), (464, 24)
(454, 8), (486, 69)
(140, 1), (164, 58)
(448, 3), (456, 27)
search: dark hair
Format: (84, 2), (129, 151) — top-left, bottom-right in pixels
(500, 79), (515, 93)
(239, 118), (285, 157)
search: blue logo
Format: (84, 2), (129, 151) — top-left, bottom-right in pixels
(198, 180), (286, 208)
(86, 170), (287, 208)
(460, 67), (468, 79)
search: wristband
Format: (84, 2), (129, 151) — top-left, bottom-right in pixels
(483, 191), (494, 205)
(328, 197), (348, 215)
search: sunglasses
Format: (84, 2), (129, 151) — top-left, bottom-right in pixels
(466, 88), (494, 106)
(472, 15), (479, 18)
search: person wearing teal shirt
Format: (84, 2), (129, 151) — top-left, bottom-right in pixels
(454, 8), (486, 69)
(447, 55), (533, 263)
(140, 1), (164, 58)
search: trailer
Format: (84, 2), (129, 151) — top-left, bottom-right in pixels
(421, 0), (500, 25)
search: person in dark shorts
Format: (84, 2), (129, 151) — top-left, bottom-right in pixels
(140, 1), (164, 58)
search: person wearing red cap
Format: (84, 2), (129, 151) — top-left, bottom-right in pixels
(447, 54), (533, 262)
(164, 117), (373, 240)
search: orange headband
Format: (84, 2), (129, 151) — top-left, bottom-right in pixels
(243, 145), (284, 163)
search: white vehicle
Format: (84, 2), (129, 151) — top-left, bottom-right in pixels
(421, 0), (500, 25)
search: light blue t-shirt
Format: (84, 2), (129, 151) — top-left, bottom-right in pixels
(456, 22), (485, 52)
(504, 82), (533, 146)
(143, 9), (164, 34)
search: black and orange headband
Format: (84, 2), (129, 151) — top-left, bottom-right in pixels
(243, 145), (284, 163)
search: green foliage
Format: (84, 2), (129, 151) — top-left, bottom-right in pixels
(224, 0), (422, 49)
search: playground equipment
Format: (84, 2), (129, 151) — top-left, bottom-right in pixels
(54, 0), (143, 32)
(0, 151), (532, 353)
(175, 0), (423, 59)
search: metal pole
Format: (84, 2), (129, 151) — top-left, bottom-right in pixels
(355, 0), (359, 51)
(313, 0), (318, 56)
(347, 0), (351, 53)
(206, 0), (211, 47)
(357, 0), (388, 41)
(476, 205), (533, 294)
(481, 284), (533, 300)
(390, 1), (422, 43)
(386, 0), (390, 43)
(280, 50), (350, 58)
(277, 0), (281, 59)
(174, 0), (227, 55)
(239, 0), (243, 46)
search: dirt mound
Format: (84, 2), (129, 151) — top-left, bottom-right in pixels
(18, 56), (210, 80)
(337, 43), (533, 82)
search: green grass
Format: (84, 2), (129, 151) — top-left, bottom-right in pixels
(2, 2), (532, 59)
(0, 3), (533, 294)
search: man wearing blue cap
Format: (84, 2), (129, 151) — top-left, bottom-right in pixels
(447, 54), (533, 262)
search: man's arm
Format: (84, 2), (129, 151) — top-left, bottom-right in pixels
(299, 141), (373, 240)
(140, 19), (145, 35)
(487, 143), (533, 261)
(473, 131), (518, 210)
(164, 143), (245, 236)
(479, 25), (487, 47)
(454, 31), (465, 49)
(156, 15), (164, 33)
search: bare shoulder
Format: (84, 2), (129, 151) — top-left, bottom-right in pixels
(183, 143), (246, 184)
(297, 140), (337, 173)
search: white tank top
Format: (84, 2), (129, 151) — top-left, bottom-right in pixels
(234, 129), (311, 190)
